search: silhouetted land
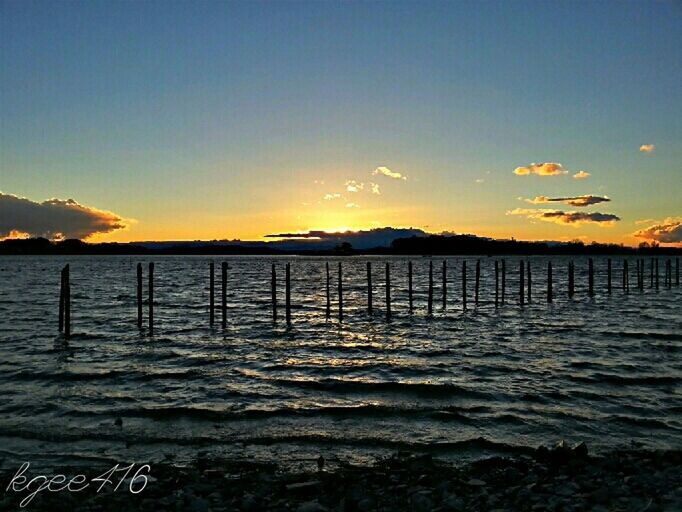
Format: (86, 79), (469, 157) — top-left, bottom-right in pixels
(1, 235), (680, 256)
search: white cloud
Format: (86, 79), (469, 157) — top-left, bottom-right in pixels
(323, 193), (341, 200)
(573, 171), (591, 179)
(372, 166), (407, 180)
(513, 162), (567, 177)
(345, 180), (364, 193)
(345, 202), (360, 208)
(639, 144), (655, 154)
(369, 182), (381, 195)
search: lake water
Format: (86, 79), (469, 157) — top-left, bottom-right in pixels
(0, 255), (680, 470)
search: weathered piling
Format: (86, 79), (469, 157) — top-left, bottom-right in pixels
(135, 263), (143, 329)
(271, 263), (277, 322)
(325, 262), (331, 318)
(568, 261), (575, 298)
(655, 259), (659, 290)
(221, 262), (227, 328)
(650, 259), (654, 288)
(58, 267), (65, 332)
(519, 260), (525, 306)
(494, 260), (499, 307)
(285, 263), (291, 326)
(526, 260), (531, 304)
(442, 260), (447, 310)
(367, 262), (373, 315)
(547, 261), (553, 303)
(462, 260), (467, 310)
(588, 258), (594, 297)
(607, 258), (612, 295)
(427, 261), (433, 316)
(500, 260), (507, 306)
(338, 262), (343, 321)
(209, 262), (214, 327)
(475, 260), (481, 306)
(408, 261), (413, 314)
(640, 259), (645, 291)
(148, 262), (154, 335)
(385, 262), (391, 321)
(666, 259), (672, 289)
(64, 265), (70, 339)
(677, 257), (680, 286)
(635, 260), (640, 292)
(623, 260), (629, 293)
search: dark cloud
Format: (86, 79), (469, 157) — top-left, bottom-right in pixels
(634, 218), (682, 244)
(265, 227), (426, 249)
(525, 195), (611, 207)
(508, 208), (620, 226)
(0, 192), (128, 240)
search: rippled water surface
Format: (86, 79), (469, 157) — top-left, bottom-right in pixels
(0, 255), (680, 469)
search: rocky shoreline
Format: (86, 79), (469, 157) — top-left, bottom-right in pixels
(2, 443), (680, 511)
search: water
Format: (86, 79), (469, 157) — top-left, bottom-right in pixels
(0, 255), (680, 470)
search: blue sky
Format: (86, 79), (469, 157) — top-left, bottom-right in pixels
(1, 0), (681, 244)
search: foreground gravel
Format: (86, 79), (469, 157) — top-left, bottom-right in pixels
(2, 443), (680, 511)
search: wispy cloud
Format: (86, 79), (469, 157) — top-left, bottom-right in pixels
(373, 166), (407, 180)
(475, 178), (485, 184)
(345, 202), (360, 208)
(0, 192), (128, 240)
(524, 195), (610, 207)
(634, 217), (682, 244)
(573, 171), (591, 179)
(639, 144), (655, 154)
(369, 182), (381, 195)
(323, 193), (341, 200)
(513, 162), (567, 177)
(507, 208), (620, 226)
(345, 180), (364, 193)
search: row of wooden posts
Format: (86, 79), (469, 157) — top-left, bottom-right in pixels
(57, 257), (680, 338)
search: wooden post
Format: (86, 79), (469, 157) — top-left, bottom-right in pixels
(500, 260), (507, 306)
(367, 261), (373, 315)
(640, 259), (645, 291)
(64, 264), (70, 339)
(568, 261), (574, 298)
(650, 258), (654, 288)
(494, 260), (499, 307)
(209, 262), (214, 327)
(547, 261), (553, 303)
(148, 262), (154, 335)
(285, 263), (291, 326)
(519, 260), (524, 306)
(338, 262), (343, 321)
(655, 258), (659, 290)
(221, 262), (227, 328)
(475, 259), (480, 306)
(607, 258), (612, 295)
(271, 263), (277, 322)
(588, 258), (594, 297)
(137, 263), (143, 329)
(325, 262), (331, 319)
(667, 259), (672, 289)
(676, 258), (679, 286)
(622, 260), (628, 293)
(408, 261), (413, 314)
(442, 260), (447, 310)
(58, 267), (65, 333)
(526, 260), (531, 304)
(427, 261), (433, 316)
(462, 260), (467, 310)
(385, 262), (391, 321)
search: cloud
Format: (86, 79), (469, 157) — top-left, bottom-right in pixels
(573, 171), (591, 179)
(323, 193), (341, 200)
(0, 192), (128, 240)
(373, 166), (407, 180)
(524, 195), (610, 207)
(639, 144), (655, 154)
(634, 217), (682, 244)
(345, 180), (364, 193)
(345, 202), (360, 208)
(513, 162), (567, 177)
(507, 208), (620, 226)
(369, 182), (381, 195)
(475, 179), (485, 184)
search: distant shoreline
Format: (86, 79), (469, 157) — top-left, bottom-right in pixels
(2, 235), (681, 256)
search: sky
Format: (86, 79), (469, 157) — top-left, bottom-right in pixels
(1, 0), (681, 246)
